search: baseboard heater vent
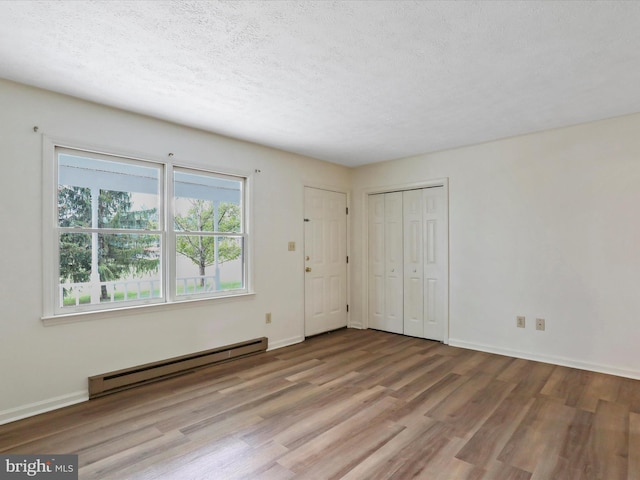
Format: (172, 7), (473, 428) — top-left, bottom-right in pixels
(88, 337), (268, 399)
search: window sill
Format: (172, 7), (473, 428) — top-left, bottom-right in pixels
(41, 292), (256, 326)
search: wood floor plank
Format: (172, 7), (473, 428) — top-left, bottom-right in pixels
(576, 374), (623, 413)
(481, 461), (532, 480)
(539, 365), (575, 400)
(270, 386), (389, 451)
(277, 395), (402, 471)
(389, 372), (468, 426)
(466, 353), (516, 378)
(426, 372), (495, 426)
(0, 328), (637, 480)
(378, 351), (447, 392)
(309, 419), (405, 480)
(559, 408), (594, 466)
(508, 361), (554, 398)
(338, 416), (444, 480)
(239, 383), (364, 447)
(563, 369), (593, 408)
(619, 378), (640, 414)
(587, 400), (629, 480)
(383, 422), (452, 480)
(451, 351), (494, 376)
(419, 435), (485, 480)
(496, 396), (574, 472)
(438, 378), (515, 438)
(79, 429), (191, 480)
(455, 392), (535, 468)
(388, 355), (455, 400)
(496, 358), (533, 384)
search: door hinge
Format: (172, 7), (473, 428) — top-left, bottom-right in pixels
(346, 255), (349, 264)
(346, 304), (349, 312)
(346, 207), (349, 215)
(304, 218), (310, 222)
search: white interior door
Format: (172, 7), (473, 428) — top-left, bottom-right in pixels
(384, 192), (404, 333)
(422, 187), (447, 341)
(368, 192), (403, 334)
(304, 187), (348, 337)
(403, 189), (424, 337)
(368, 194), (385, 330)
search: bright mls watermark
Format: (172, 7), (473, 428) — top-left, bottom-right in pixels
(0, 455), (77, 480)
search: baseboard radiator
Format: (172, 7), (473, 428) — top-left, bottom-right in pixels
(88, 337), (268, 399)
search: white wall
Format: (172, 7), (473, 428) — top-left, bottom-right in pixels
(0, 79), (350, 423)
(3, 76), (640, 425)
(351, 113), (640, 380)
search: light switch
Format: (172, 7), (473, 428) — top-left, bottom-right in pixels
(288, 241), (295, 251)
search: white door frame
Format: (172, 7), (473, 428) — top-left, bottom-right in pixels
(303, 184), (351, 337)
(361, 178), (450, 344)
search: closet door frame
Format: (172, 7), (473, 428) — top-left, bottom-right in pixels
(362, 178), (450, 344)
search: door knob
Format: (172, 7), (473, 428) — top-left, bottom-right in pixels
(305, 267), (312, 272)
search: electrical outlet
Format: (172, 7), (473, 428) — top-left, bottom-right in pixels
(265, 312), (272, 324)
(516, 316), (525, 328)
(536, 318), (545, 331)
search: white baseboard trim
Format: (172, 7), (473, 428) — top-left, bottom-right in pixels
(0, 390), (88, 426)
(448, 338), (640, 381)
(267, 335), (304, 351)
(348, 322), (364, 330)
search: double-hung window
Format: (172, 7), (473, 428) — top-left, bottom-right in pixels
(172, 169), (245, 298)
(49, 145), (248, 316)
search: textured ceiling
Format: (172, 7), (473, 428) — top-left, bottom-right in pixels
(1, 1), (640, 167)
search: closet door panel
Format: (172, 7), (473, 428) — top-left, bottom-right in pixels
(368, 194), (386, 330)
(423, 187), (446, 341)
(403, 189), (424, 337)
(384, 192), (403, 333)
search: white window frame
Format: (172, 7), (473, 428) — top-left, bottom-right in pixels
(42, 137), (252, 321)
(171, 167), (247, 301)
(54, 146), (165, 314)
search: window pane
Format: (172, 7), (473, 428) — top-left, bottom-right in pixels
(58, 186), (91, 228)
(174, 171), (242, 233)
(58, 153), (160, 229)
(58, 232), (161, 308)
(98, 190), (159, 229)
(175, 235), (243, 295)
(59, 232), (92, 284)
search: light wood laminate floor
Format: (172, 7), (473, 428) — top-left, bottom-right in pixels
(1, 328), (638, 479)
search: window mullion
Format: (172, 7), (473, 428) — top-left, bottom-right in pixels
(58, 227), (161, 235)
(165, 163), (175, 303)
